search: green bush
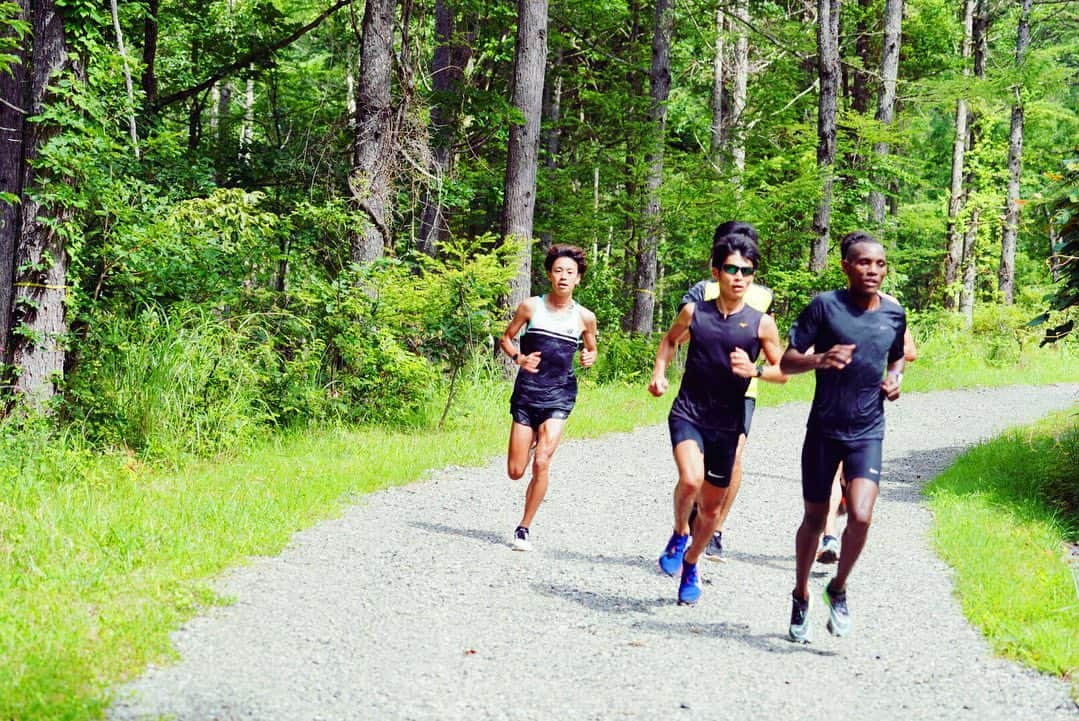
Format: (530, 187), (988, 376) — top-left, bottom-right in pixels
(1044, 421), (1079, 536)
(63, 307), (270, 460)
(588, 330), (659, 385)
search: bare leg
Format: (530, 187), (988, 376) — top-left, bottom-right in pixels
(517, 417), (567, 529)
(794, 501), (829, 600)
(685, 482), (728, 564)
(712, 433), (747, 534)
(671, 440), (705, 535)
(822, 469), (843, 538)
(830, 477), (879, 591)
(506, 421), (536, 480)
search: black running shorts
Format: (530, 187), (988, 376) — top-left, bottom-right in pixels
(668, 416), (740, 488)
(511, 404), (571, 431)
(800, 427), (883, 503)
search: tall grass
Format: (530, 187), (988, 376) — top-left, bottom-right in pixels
(924, 411), (1078, 689)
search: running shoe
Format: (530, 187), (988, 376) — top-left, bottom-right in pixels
(823, 582), (851, 637)
(703, 531), (724, 562)
(511, 526), (532, 552)
(658, 532), (689, 576)
(678, 561), (701, 605)
(788, 592), (811, 643)
(816, 534), (840, 564)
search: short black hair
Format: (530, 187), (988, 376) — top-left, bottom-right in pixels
(713, 220), (759, 244)
(711, 232), (760, 270)
(544, 243), (587, 276)
(840, 230), (882, 260)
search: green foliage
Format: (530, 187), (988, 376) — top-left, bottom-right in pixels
(586, 330), (658, 385)
(63, 306), (270, 461)
(925, 412), (1079, 680)
(1028, 154), (1079, 345)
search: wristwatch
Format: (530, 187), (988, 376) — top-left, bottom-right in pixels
(755, 365), (764, 378)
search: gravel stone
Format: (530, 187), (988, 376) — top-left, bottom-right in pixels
(109, 384), (1079, 721)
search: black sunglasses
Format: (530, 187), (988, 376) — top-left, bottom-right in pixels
(721, 264), (756, 277)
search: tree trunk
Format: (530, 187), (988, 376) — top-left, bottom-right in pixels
(709, 6), (725, 163)
(501, 0), (547, 319)
(10, 0), (74, 405)
(999, 0), (1031, 304)
(620, 0), (644, 332)
(868, 0), (902, 226)
(729, 0), (748, 182)
(943, 0), (974, 309)
(417, 0), (471, 257)
(141, 0), (158, 106)
(959, 208), (979, 324)
(630, 0), (672, 334)
(810, 0), (840, 271)
(851, 0), (871, 114)
(955, 0), (988, 318)
(0, 0), (28, 368)
(350, 0), (396, 264)
(109, 0), (139, 157)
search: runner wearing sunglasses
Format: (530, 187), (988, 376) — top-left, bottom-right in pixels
(648, 230), (785, 605)
(679, 222), (787, 563)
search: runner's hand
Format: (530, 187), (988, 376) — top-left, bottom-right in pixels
(580, 348), (597, 367)
(881, 375), (901, 401)
(817, 344), (856, 370)
(729, 347), (756, 378)
(648, 375), (668, 397)
(519, 352), (542, 373)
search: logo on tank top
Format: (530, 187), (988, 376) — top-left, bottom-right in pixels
(739, 322), (748, 328)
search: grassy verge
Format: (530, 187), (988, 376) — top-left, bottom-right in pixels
(1, 337), (1076, 719)
(923, 410), (1078, 693)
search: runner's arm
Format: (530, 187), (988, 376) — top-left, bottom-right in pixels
(757, 314), (788, 384)
(579, 308), (599, 367)
(649, 303), (694, 397)
(500, 300), (540, 372)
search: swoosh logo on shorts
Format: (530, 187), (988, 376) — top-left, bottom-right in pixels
(706, 470), (726, 479)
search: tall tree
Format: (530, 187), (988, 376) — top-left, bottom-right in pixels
(417, 0), (472, 257)
(868, 0), (902, 226)
(629, 0), (673, 334)
(709, 5), (725, 164)
(810, 0), (840, 271)
(501, 0), (547, 316)
(0, 0), (28, 369)
(350, 0), (397, 263)
(999, 0), (1032, 304)
(958, 0), (989, 323)
(729, 0), (749, 182)
(943, 0), (975, 309)
(9, 0), (75, 404)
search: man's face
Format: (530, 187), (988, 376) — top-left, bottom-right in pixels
(547, 256), (581, 293)
(842, 242), (887, 294)
(711, 252), (755, 300)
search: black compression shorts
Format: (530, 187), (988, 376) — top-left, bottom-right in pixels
(800, 427), (883, 503)
(742, 397), (755, 436)
(668, 416), (740, 488)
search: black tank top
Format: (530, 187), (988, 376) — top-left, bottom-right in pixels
(510, 296), (583, 410)
(670, 299), (763, 432)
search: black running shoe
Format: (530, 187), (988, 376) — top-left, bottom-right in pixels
(788, 592), (811, 643)
(703, 531), (724, 562)
(824, 582), (851, 636)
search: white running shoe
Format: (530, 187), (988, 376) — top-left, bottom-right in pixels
(511, 526), (532, 551)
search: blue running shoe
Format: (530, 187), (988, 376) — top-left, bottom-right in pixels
(678, 561), (701, 605)
(658, 532), (689, 576)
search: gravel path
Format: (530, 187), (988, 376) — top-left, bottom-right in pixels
(110, 384), (1079, 721)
